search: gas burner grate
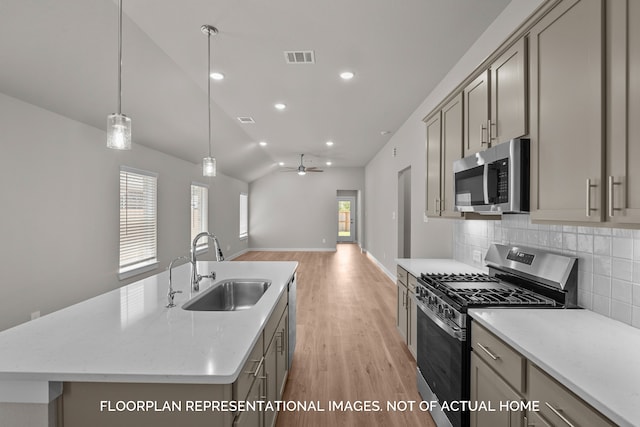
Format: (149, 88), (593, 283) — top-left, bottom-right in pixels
(421, 273), (497, 283)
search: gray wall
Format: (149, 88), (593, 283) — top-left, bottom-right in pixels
(363, 0), (543, 278)
(0, 92), (248, 331)
(248, 168), (364, 250)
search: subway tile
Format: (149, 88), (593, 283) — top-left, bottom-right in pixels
(593, 274), (611, 297)
(577, 253), (593, 273)
(592, 294), (611, 316)
(593, 235), (611, 256)
(577, 234), (593, 253)
(577, 291), (593, 310)
(612, 237), (633, 260)
(525, 230), (539, 246)
(633, 262), (640, 283)
(633, 284), (640, 307)
(611, 258), (633, 281)
(633, 306), (640, 328)
(611, 279), (633, 302)
(550, 224), (563, 232)
(634, 239), (640, 261)
(593, 256), (612, 276)
(611, 300), (632, 324)
(577, 226), (593, 234)
(537, 224), (549, 232)
(550, 232), (563, 249)
(562, 233), (577, 252)
(563, 225), (577, 233)
(578, 270), (593, 292)
(538, 231), (550, 248)
(613, 228), (634, 238)
(593, 227), (612, 236)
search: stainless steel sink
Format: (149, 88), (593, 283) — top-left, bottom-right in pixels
(182, 279), (271, 311)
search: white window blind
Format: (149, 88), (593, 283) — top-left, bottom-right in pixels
(239, 193), (248, 239)
(191, 183), (209, 250)
(119, 167), (158, 273)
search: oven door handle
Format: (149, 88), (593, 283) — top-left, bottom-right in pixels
(417, 300), (465, 342)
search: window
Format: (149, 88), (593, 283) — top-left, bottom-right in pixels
(191, 183), (209, 251)
(239, 193), (248, 239)
(119, 167), (158, 277)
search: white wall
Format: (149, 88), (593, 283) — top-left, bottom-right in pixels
(363, 0), (544, 277)
(0, 92), (248, 331)
(248, 168), (364, 250)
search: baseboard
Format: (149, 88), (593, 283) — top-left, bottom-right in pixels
(248, 247), (337, 252)
(365, 252), (396, 282)
(225, 248), (249, 260)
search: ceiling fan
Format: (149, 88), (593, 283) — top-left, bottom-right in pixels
(281, 154), (324, 176)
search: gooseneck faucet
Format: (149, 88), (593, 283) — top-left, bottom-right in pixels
(191, 232), (225, 291)
(167, 255), (189, 308)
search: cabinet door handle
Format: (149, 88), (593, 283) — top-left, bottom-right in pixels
(481, 123), (488, 145)
(489, 119), (497, 142)
(545, 402), (576, 427)
(608, 176), (621, 217)
(434, 198), (440, 214)
(586, 179), (597, 217)
(476, 342), (500, 360)
(251, 356), (264, 378)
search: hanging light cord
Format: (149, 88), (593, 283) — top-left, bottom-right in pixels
(207, 28), (212, 158)
(117, 0), (123, 115)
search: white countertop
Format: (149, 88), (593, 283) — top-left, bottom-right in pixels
(0, 261), (297, 387)
(470, 308), (640, 427)
(396, 258), (485, 278)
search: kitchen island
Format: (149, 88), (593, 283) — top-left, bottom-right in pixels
(0, 260), (297, 427)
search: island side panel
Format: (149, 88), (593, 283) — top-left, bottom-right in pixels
(61, 382), (234, 427)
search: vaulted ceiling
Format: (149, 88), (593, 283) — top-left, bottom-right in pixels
(0, 0), (511, 182)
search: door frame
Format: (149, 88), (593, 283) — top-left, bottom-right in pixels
(337, 196), (356, 243)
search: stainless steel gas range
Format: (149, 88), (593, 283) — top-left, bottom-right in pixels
(415, 244), (578, 427)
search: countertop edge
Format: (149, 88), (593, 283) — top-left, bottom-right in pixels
(469, 309), (634, 427)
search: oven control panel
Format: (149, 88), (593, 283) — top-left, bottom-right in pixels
(507, 248), (535, 265)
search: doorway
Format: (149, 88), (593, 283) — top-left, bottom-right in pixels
(337, 196), (356, 243)
(398, 167), (411, 258)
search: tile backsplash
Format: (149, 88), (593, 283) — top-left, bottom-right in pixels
(453, 214), (640, 328)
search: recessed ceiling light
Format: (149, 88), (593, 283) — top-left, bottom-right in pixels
(326, 161), (332, 166)
(380, 130), (391, 135)
(259, 141), (267, 146)
(274, 103), (287, 110)
(340, 71), (355, 80)
(278, 162), (285, 166)
(210, 72), (225, 80)
(326, 141), (334, 146)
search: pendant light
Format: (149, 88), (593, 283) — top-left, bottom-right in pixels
(201, 24), (218, 177)
(107, 0), (132, 150)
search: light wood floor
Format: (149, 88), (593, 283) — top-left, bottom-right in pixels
(235, 244), (436, 427)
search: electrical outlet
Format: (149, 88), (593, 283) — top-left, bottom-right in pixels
(31, 311), (40, 320)
(423, 213), (429, 223)
(322, 238), (326, 244)
(392, 211), (396, 220)
(226, 245), (231, 252)
(473, 250), (482, 264)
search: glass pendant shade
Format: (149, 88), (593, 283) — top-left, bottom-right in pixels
(203, 156), (216, 177)
(107, 113), (132, 150)
(298, 170), (306, 176)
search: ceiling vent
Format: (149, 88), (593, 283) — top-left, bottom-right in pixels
(237, 117), (255, 124)
(284, 50), (315, 64)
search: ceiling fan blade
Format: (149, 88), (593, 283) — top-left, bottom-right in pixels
(306, 169), (324, 172)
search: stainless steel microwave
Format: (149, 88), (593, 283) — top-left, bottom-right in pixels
(453, 138), (529, 214)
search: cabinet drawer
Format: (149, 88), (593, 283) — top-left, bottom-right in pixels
(407, 273), (417, 291)
(471, 322), (525, 393)
(265, 290), (288, 349)
(233, 333), (264, 402)
(397, 266), (408, 285)
(528, 363), (615, 427)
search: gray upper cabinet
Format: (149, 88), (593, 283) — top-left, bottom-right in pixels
(607, 0), (640, 224)
(529, 0), (604, 223)
(464, 37), (528, 158)
(463, 70), (490, 157)
(425, 93), (464, 218)
(490, 37), (528, 145)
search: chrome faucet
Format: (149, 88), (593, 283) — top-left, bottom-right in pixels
(167, 255), (189, 308)
(191, 232), (225, 291)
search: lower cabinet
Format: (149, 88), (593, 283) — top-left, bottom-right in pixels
(234, 368), (265, 427)
(264, 307), (289, 427)
(396, 266), (417, 359)
(470, 352), (523, 427)
(471, 321), (616, 427)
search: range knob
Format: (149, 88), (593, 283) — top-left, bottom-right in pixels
(443, 308), (453, 319)
(428, 296), (437, 305)
(437, 304), (443, 314)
